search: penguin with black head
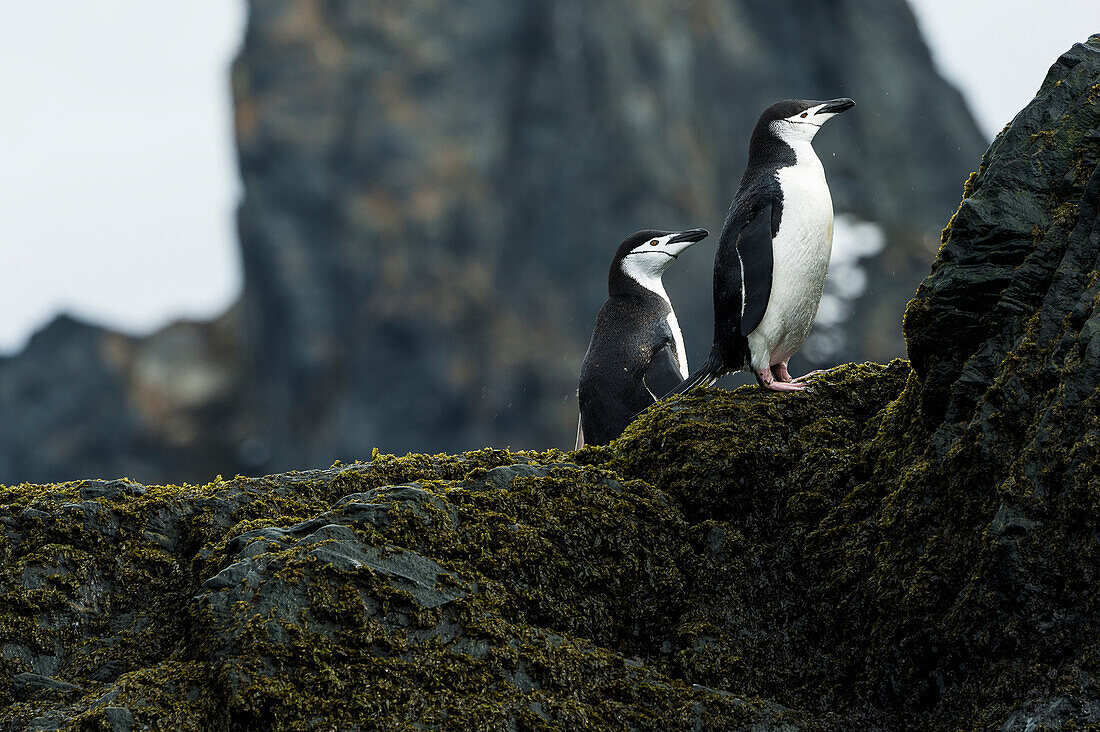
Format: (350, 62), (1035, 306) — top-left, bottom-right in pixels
(577, 227), (708, 447)
(676, 97), (855, 392)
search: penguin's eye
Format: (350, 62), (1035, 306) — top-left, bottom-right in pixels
(649, 240), (659, 246)
(800, 112), (808, 118)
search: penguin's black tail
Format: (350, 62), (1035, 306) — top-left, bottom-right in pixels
(632, 350), (724, 422)
(666, 349), (724, 398)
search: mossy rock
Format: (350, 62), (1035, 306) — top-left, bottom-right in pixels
(1, 452), (807, 730)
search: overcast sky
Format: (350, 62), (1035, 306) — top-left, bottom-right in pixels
(0, 2), (247, 354)
(0, 3), (1097, 354)
(908, 0), (1100, 136)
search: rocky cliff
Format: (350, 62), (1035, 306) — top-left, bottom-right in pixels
(0, 0), (985, 485)
(2, 36), (1098, 730)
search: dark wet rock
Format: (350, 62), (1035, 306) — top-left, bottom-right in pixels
(1003, 698), (1100, 732)
(10, 674), (81, 702)
(77, 479), (146, 501)
(103, 706), (134, 732)
(0, 0), (985, 486)
(905, 36), (1100, 433)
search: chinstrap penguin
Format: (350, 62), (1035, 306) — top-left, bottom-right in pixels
(676, 97), (855, 393)
(577, 227), (709, 447)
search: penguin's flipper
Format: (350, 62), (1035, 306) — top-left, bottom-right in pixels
(575, 414), (585, 450)
(643, 344), (684, 400)
(736, 201), (775, 336)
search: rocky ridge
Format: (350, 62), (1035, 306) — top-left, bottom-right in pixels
(1, 30), (1097, 732)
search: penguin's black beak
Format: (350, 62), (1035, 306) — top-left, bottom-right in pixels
(817, 98), (856, 115)
(668, 228), (709, 244)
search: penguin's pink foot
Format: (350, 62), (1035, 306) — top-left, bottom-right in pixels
(766, 381), (806, 392)
(755, 367), (807, 392)
(771, 362), (818, 385)
(793, 369), (827, 383)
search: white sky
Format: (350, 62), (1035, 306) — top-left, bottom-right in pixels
(0, 1), (247, 353)
(908, 0), (1100, 137)
(0, 3), (1096, 354)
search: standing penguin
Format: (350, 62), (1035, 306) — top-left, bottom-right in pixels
(577, 228), (709, 447)
(677, 98), (855, 392)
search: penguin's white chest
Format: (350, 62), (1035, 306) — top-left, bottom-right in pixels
(746, 149), (834, 369)
(666, 310), (689, 377)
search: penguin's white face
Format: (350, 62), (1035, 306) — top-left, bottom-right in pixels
(770, 103), (834, 143)
(769, 98), (855, 144)
(621, 233), (697, 283)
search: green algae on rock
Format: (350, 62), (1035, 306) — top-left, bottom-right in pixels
(1, 458), (800, 730)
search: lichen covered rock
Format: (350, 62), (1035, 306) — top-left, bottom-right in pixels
(3, 36), (1100, 732)
(1, 454), (802, 730)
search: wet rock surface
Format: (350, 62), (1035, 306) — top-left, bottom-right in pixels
(2, 34), (1099, 732)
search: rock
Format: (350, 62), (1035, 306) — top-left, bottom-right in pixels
(0, 316), (159, 484)
(3, 454), (792, 729)
(0, 363), (937, 729)
(1003, 698), (1100, 732)
(77, 480), (146, 500)
(10, 673), (81, 701)
(0, 0), (986, 486)
(904, 35), (1100, 432)
(103, 706), (134, 732)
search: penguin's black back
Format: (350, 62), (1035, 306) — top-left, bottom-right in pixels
(710, 168), (786, 368)
(578, 286), (676, 446)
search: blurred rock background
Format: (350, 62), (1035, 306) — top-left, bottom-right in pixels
(0, 0), (988, 484)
